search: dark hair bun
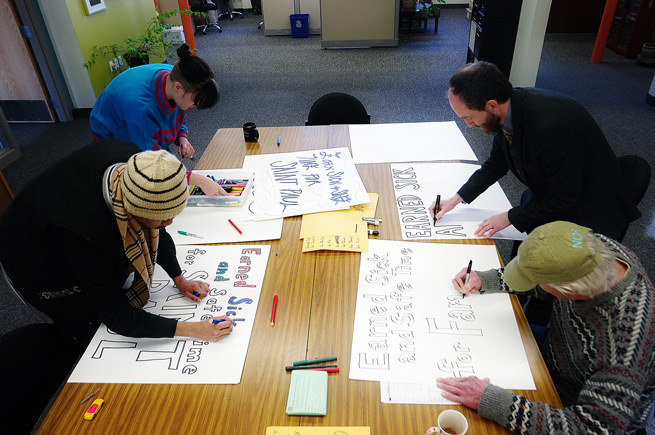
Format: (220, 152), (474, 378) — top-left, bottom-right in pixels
(176, 44), (192, 59)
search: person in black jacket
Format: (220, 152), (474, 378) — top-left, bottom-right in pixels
(431, 61), (640, 240)
(0, 140), (232, 349)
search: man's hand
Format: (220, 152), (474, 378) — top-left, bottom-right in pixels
(430, 195), (462, 222)
(474, 212), (510, 238)
(436, 376), (490, 410)
(452, 267), (481, 296)
(173, 275), (209, 302)
(177, 137), (195, 158)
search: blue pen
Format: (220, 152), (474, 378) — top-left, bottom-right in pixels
(209, 175), (218, 183)
(277, 135), (281, 147)
(193, 291), (200, 297)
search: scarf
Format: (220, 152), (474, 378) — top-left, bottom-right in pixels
(108, 164), (159, 308)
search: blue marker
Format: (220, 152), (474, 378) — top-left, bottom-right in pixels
(212, 319), (237, 326)
(277, 135), (281, 147)
(193, 291), (200, 297)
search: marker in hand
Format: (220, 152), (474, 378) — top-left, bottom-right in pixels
(433, 195), (441, 226)
(463, 259), (472, 298)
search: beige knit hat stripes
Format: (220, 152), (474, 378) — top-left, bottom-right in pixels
(121, 150), (188, 220)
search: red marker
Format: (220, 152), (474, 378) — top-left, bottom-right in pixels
(270, 295), (278, 326)
(228, 219), (243, 235)
(304, 367), (339, 373)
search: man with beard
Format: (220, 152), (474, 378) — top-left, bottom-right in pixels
(430, 61), (639, 240)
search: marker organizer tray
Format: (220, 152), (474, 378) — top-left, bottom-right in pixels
(186, 170), (253, 207)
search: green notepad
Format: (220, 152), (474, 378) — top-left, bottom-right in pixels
(285, 370), (328, 416)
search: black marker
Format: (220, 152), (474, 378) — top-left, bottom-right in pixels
(434, 195), (441, 226)
(367, 229), (379, 236)
(463, 259), (472, 298)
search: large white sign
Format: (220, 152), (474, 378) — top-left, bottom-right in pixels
(349, 239), (535, 390)
(69, 245), (271, 384)
(391, 163), (526, 241)
(349, 122), (478, 164)
(244, 147), (370, 220)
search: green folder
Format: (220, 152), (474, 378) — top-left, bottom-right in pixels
(285, 370), (328, 416)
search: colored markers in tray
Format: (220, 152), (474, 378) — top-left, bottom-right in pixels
(186, 171), (254, 207)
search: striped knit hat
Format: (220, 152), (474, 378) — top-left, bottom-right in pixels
(121, 150), (188, 220)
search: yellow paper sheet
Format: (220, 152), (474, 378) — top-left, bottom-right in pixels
(302, 232), (368, 253)
(350, 193), (379, 218)
(300, 209), (364, 239)
(266, 427), (370, 435)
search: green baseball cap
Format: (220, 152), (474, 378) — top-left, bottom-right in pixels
(504, 221), (600, 291)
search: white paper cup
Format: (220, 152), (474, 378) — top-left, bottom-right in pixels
(437, 409), (468, 435)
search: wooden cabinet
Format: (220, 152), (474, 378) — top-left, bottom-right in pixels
(607, 0), (655, 58)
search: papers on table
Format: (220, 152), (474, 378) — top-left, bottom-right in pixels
(267, 427), (370, 435)
(244, 147), (370, 220)
(169, 206), (282, 245)
(285, 370), (328, 416)
(349, 239), (535, 391)
(172, 169), (283, 245)
(299, 193), (378, 253)
(391, 162), (526, 241)
(68, 245), (270, 384)
(381, 381), (456, 405)
(348, 122), (478, 164)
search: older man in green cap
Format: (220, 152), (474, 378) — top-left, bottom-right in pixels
(436, 221), (654, 434)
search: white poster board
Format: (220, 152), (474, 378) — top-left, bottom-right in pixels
(169, 169), (283, 245)
(244, 148), (370, 220)
(68, 245), (271, 384)
(348, 122), (478, 164)
(349, 239), (535, 390)
(391, 163), (526, 241)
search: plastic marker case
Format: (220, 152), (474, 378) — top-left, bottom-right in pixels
(186, 170), (253, 207)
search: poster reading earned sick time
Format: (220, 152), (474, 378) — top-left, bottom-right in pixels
(349, 239), (535, 390)
(68, 245), (271, 384)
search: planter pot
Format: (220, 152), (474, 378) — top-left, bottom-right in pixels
(124, 53), (149, 68)
(638, 43), (655, 66)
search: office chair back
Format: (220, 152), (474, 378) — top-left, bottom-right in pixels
(306, 92), (371, 126)
(0, 323), (80, 434)
(617, 154), (651, 241)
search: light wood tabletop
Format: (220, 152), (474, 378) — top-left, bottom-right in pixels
(37, 125), (561, 434)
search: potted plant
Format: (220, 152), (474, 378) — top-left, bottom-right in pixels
(418, 0), (445, 20)
(83, 10), (203, 70)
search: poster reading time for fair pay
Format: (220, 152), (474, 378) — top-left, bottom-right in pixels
(349, 239), (535, 390)
(68, 245), (271, 384)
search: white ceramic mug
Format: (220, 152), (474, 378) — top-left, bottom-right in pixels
(437, 409), (468, 435)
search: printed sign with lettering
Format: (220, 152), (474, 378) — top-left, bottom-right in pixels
(68, 245), (271, 384)
(349, 239), (535, 390)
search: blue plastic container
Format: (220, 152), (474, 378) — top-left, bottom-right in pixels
(290, 14), (310, 38)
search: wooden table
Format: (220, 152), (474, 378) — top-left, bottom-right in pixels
(38, 125), (561, 434)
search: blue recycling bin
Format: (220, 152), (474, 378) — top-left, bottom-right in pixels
(290, 14), (310, 38)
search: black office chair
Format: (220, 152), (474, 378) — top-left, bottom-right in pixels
(617, 154), (651, 242)
(191, 0), (222, 34)
(218, 0), (243, 21)
(0, 323), (81, 435)
(305, 92), (371, 126)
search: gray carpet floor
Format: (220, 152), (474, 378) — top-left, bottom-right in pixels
(3, 8), (655, 336)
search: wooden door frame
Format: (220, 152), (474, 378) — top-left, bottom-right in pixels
(10, 0), (73, 123)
